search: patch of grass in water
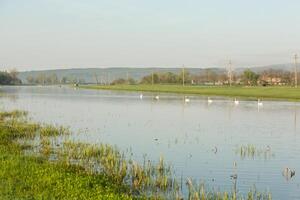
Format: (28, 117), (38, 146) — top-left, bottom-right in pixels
(40, 124), (70, 137)
(236, 144), (274, 160)
(186, 180), (271, 200)
(0, 110), (27, 120)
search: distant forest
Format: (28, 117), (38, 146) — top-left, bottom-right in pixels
(22, 68), (298, 86)
(0, 70), (22, 85)
(111, 69), (295, 86)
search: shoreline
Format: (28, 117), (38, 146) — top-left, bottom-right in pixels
(79, 84), (300, 102)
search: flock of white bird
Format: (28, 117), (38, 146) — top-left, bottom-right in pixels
(139, 94), (264, 106)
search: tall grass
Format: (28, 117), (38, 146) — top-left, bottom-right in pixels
(236, 145), (274, 160)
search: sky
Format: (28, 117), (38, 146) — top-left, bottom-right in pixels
(1, 0), (300, 71)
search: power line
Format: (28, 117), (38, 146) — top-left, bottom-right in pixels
(151, 69), (154, 85)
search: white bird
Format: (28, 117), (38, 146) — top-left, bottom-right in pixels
(257, 99), (263, 106)
(184, 96), (190, 103)
(155, 95), (159, 100)
(282, 167), (296, 180)
(139, 94), (143, 99)
(234, 98), (239, 105)
(208, 97), (213, 104)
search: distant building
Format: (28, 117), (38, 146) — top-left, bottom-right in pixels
(260, 75), (285, 85)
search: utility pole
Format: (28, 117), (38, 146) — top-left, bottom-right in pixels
(94, 73), (99, 85)
(151, 69), (154, 85)
(294, 54), (298, 88)
(99, 74), (102, 85)
(182, 64), (185, 86)
(228, 60), (233, 86)
(107, 72), (110, 85)
(126, 71), (129, 84)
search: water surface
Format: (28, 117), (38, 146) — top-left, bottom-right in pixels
(1, 86), (300, 199)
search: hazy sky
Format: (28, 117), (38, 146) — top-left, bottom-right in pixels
(1, 0), (300, 71)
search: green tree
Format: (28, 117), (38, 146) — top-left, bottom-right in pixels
(49, 73), (59, 84)
(26, 76), (34, 84)
(140, 73), (159, 84)
(0, 70), (21, 85)
(178, 70), (191, 85)
(36, 73), (46, 85)
(61, 77), (68, 84)
(243, 69), (259, 86)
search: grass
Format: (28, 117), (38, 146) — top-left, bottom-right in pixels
(0, 110), (272, 199)
(79, 84), (300, 101)
(0, 147), (131, 200)
(0, 111), (132, 200)
(236, 145), (274, 160)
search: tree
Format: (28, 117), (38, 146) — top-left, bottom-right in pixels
(178, 70), (191, 85)
(242, 69), (259, 86)
(36, 73), (46, 85)
(140, 73), (159, 84)
(8, 68), (19, 80)
(61, 77), (68, 84)
(0, 70), (22, 85)
(26, 76), (35, 84)
(111, 78), (126, 85)
(49, 73), (59, 84)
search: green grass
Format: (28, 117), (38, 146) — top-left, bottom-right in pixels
(0, 111), (132, 200)
(80, 84), (300, 101)
(0, 147), (131, 200)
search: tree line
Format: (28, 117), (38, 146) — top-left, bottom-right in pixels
(26, 74), (86, 85)
(23, 68), (299, 86)
(111, 69), (298, 86)
(0, 69), (22, 85)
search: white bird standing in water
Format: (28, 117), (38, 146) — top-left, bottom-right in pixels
(208, 97), (213, 104)
(234, 98), (239, 105)
(282, 167), (296, 180)
(184, 96), (190, 103)
(155, 95), (159, 100)
(139, 94), (143, 99)
(257, 99), (263, 106)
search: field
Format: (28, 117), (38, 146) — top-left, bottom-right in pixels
(79, 84), (300, 101)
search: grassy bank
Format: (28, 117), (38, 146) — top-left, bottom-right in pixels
(80, 84), (300, 101)
(0, 110), (271, 199)
(0, 111), (131, 199)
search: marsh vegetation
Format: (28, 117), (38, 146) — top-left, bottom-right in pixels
(0, 110), (272, 199)
(236, 145), (274, 160)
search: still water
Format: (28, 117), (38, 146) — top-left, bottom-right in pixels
(1, 86), (300, 199)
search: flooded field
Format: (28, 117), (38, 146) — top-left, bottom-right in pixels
(1, 86), (300, 199)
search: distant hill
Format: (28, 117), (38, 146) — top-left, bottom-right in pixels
(237, 64), (293, 74)
(18, 67), (225, 84)
(18, 64), (295, 84)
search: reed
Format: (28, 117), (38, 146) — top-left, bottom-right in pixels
(236, 144), (274, 159)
